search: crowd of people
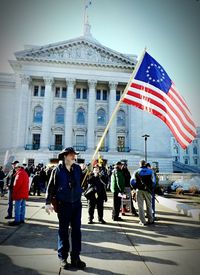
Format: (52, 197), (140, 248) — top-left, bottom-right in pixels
(1, 147), (161, 270)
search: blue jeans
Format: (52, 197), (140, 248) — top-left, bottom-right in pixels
(57, 200), (82, 261)
(15, 199), (26, 222)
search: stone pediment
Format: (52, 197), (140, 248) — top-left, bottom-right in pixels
(15, 36), (136, 69)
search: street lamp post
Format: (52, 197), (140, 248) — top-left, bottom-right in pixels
(142, 134), (150, 162)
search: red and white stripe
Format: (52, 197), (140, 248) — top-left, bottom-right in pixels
(122, 79), (196, 149)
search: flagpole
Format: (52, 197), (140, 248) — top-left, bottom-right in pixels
(91, 48), (147, 161)
(81, 48), (147, 187)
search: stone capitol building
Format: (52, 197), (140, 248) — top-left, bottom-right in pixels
(0, 21), (199, 173)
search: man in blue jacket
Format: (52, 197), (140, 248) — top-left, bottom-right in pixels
(45, 147), (86, 270)
(131, 160), (154, 226)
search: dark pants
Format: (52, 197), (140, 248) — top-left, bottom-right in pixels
(33, 182), (41, 195)
(112, 192), (121, 219)
(0, 181), (4, 196)
(57, 200), (82, 261)
(7, 189), (13, 217)
(88, 197), (104, 221)
(152, 189), (155, 218)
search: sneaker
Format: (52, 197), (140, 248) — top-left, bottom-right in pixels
(139, 221), (147, 226)
(8, 221), (20, 226)
(99, 219), (106, 224)
(71, 258), (86, 269)
(5, 216), (13, 219)
(60, 259), (70, 269)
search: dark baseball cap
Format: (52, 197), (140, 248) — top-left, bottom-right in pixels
(12, 160), (19, 165)
(58, 147), (79, 160)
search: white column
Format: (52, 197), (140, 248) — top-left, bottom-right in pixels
(64, 78), (75, 147)
(16, 75), (31, 147)
(87, 80), (97, 150)
(40, 77), (54, 149)
(109, 81), (117, 151)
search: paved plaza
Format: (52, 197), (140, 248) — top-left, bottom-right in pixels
(0, 193), (200, 275)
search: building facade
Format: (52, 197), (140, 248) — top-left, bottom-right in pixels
(0, 29), (198, 172)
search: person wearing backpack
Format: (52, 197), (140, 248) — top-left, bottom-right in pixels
(132, 160), (154, 226)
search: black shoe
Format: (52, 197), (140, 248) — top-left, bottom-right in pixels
(8, 221), (20, 226)
(88, 220), (93, 224)
(113, 217), (123, 221)
(99, 219), (106, 224)
(60, 259), (70, 269)
(71, 259), (86, 269)
(5, 216), (13, 219)
(20, 221), (25, 224)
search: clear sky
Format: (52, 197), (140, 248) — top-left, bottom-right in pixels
(0, 0), (199, 126)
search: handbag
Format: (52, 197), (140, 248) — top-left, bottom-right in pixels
(84, 186), (95, 200)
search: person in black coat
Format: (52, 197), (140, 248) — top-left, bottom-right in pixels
(86, 165), (107, 224)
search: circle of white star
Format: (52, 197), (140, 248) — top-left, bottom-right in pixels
(146, 63), (165, 83)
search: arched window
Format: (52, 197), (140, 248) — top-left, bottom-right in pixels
(76, 108), (85, 124)
(193, 146), (198, 155)
(55, 107), (64, 124)
(33, 106), (43, 123)
(97, 109), (106, 125)
(117, 110), (125, 126)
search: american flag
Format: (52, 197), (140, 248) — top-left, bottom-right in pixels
(122, 52), (196, 149)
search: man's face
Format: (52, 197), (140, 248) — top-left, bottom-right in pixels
(93, 167), (99, 175)
(64, 153), (76, 163)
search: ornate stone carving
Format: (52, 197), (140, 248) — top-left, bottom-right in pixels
(18, 41), (135, 68)
(88, 80), (97, 89)
(66, 78), (75, 88)
(20, 75), (31, 85)
(109, 81), (118, 90)
(43, 77), (54, 86)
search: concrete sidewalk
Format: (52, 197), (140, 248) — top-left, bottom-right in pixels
(0, 193), (200, 275)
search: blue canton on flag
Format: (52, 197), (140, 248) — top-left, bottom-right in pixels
(135, 52), (171, 94)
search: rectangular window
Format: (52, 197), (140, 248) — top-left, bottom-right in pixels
(55, 134), (62, 145)
(118, 136), (125, 151)
(62, 87), (67, 98)
(184, 158), (189, 165)
(55, 87), (60, 97)
(76, 88), (81, 99)
(33, 86), (39, 96)
(96, 89), (101, 100)
(194, 159), (198, 165)
(40, 86), (45, 97)
(32, 134), (40, 149)
(116, 90), (121, 101)
(102, 90), (107, 100)
(76, 135), (84, 146)
(82, 88), (87, 99)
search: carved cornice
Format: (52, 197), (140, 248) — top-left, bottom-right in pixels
(29, 125), (42, 131)
(51, 126), (64, 132)
(20, 75), (31, 85)
(109, 81), (118, 90)
(88, 80), (97, 89)
(73, 127), (87, 133)
(43, 77), (54, 86)
(15, 38), (136, 69)
(66, 78), (75, 87)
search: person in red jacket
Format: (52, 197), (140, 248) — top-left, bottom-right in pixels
(8, 163), (29, 226)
